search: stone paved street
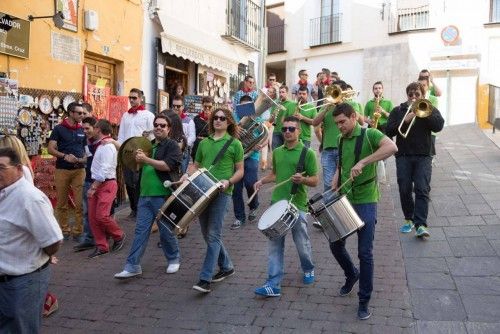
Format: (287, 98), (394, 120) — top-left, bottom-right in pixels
(42, 124), (500, 333)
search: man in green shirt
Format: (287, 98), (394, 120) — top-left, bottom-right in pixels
(115, 114), (183, 279)
(364, 81), (394, 133)
(295, 86), (318, 148)
(419, 69), (442, 97)
(330, 103), (397, 320)
(270, 85), (296, 150)
(190, 108), (244, 293)
(253, 116), (318, 297)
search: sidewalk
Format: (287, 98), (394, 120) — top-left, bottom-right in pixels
(389, 124), (500, 334)
(41, 124), (499, 333)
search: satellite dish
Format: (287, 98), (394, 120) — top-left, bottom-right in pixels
(53, 11), (64, 29)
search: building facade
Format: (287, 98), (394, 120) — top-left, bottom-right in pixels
(265, 0), (500, 128)
(142, 0), (265, 113)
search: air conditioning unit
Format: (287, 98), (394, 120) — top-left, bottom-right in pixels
(84, 10), (99, 31)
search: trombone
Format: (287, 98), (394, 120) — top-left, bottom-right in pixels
(397, 99), (433, 138)
(299, 84), (358, 112)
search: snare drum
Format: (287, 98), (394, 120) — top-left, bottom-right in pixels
(258, 200), (299, 240)
(308, 192), (364, 242)
(154, 168), (221, 235)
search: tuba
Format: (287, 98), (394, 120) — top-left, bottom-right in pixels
(397, 99), (433, 138)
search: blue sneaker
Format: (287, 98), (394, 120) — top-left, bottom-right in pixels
(416, 225), (430, 238)
(400, 220), (414, 233)
(254, 284), (281, 297)
(303, 270), (315, 284)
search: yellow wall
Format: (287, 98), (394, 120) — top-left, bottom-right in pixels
(477, 84), (490, 129)
(0, 0), (143, 93)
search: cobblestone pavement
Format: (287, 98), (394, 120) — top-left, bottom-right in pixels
(41, 124), (499, 333)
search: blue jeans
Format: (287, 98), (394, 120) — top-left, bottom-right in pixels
(198, 193), (233, 282)
(82, 180), (95, 244)
(329, 203), (376, 302)
(272, 132), (284, 150)
(232, 158), (259, 222)
(181, 148), (190, 174)
(0, 265), (50, 333)
(266, 211), (314, 289)
(396, 155), (432, 228)
(321, 148), (338, 201)
(124, 196), (180, 273)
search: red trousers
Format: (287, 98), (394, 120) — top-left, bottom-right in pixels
(88, 180), (123, 252)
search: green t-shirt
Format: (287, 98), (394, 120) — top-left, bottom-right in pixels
(298, 102), (317, 141)
(364, 98), (394, 127)
(195, 133), (244, 195)
(338, 124), (385, 204)
(273, 100), (297, 133)
(271, 141), (318, 211)
(140, 145), (172, 197)
(427, 95), (438, 108)
(346, 100), (363, 116)
(321, 106), (340, 149)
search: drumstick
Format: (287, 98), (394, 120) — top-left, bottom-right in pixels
(163, 180), (184, 188)
(247, 171), (306, 205)
(336, 177), (353, 193)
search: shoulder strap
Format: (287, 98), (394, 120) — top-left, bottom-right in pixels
(211, 137), (234, 167)
(337, 136), (344, 188)
(291, 146), (308, 195)
(354, 128), (366, 165)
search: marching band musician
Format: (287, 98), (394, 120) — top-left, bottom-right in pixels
(187, 108), (244, 293)
(114, 115), (183, 279)
(330, 103), (398, 320)
(364, 81), (394, 133)
(386, 82), (444, 238)
(253, 116), (318, 297)
(270, 85), (296, 150)
(295, 86), (317, 148)
(230, 95), (262, 230)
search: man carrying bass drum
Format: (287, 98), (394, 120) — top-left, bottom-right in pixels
(329, 103), (398, 320)
(253, 116), (318, 297)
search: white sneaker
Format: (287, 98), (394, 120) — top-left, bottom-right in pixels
(114, 270), (142, 279)
(166, 263), (180, 274)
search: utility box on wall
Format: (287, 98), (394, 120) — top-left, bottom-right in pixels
(84, 10), (98, 31)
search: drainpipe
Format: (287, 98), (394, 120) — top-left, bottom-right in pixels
(258, 0), (266, 88)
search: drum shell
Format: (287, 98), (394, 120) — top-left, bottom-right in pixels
(258, 200), (299, 240)
(308, 194), (364, 242)
(155, 168), (221, 235)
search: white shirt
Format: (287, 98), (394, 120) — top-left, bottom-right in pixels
(0, 177), (63, 275)
(182, 117), (196, 147)
(117, 109), (155, 144)
(91, 142), (117, 182)
(22, 165), (33, 184)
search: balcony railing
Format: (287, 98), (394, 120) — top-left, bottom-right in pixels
(389, 4), (431, 33)
(222, 0), (262, 51)
(309, 14), (342, 47)
(267, 24), (285, 54)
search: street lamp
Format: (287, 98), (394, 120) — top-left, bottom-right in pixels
(28, 11), (65, 29)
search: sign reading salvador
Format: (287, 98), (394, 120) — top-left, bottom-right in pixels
(0, 12), (30, 59)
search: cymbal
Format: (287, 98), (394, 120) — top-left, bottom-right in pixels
(118, 136), (153, 171)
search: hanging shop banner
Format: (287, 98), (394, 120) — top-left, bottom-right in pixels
(108, 95), (128, 125)
(87, 83), (110, 120)
(0, 12), (30, 59)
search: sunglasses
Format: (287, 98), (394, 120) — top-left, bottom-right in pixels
(281, 126), (297, 133)
(213, 115), (227, 122)
(73, 111), (84, 115)
(408, 92), (422, 98)
(154, 123), (168, 128)
(173, 104), (183, 108)
(128, 96), (139, 100)
(203, 105), (213, 109)
(269, 78), (276, 81)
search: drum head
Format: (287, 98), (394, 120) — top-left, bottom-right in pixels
(118, 137), (153, 170)
(258, 200), (289, 230)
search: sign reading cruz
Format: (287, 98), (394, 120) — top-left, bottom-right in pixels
(0, 12), (30, 59)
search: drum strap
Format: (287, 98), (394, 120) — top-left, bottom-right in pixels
(291, 146), (308, 195)
(338, 128), (376, 191)
(210, 138), (235, 168)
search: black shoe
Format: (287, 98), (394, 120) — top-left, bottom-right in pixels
(63, 234), (70, 241)
(192, 280), (211, 293)
(312, 221), (323, 230)
(72, 235), (82, 242)
(73, 241), (95, 252)
(357, 301), (371, 320)
(111, 233), (126, 252)
(212, 269), (235, 282)
(339, 270), (360, 296)
(88, 248), (109, 259)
